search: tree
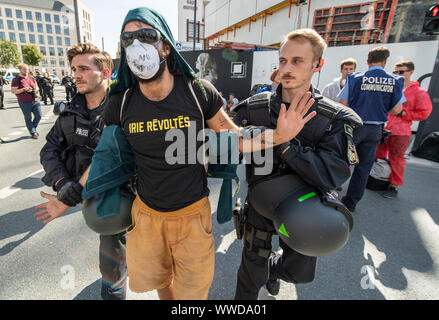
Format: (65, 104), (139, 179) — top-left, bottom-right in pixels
(22, 45), (43, 67)
(0, 40), (21, 68)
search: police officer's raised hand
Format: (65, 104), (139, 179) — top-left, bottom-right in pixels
(274, 91), (316, 145)
(35, 192), (70, 224)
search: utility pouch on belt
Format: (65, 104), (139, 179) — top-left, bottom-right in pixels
(232, 197), (248, 240)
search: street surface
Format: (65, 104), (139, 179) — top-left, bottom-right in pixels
(0, 85), (438, 300)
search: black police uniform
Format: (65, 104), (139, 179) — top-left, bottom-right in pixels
(41, 76), (54, 105)
(61, 75), (77, 102)
(0, 76), (6, 109)
(35, 74), (44, 99)
(40, 94), (128, 300)
(233, 85), (362, 300)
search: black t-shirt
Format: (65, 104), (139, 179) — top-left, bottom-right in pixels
(102, 75), (223, 211)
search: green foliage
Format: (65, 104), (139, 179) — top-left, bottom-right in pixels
(22, 45), (44, 66)
(0, 40), (21, 68)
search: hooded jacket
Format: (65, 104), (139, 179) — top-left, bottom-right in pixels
(109, 7), (198, 97)
(385, 81), (432, 136)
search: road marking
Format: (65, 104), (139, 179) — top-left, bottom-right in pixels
(9, 131), (24, 136)
(0, 169), (44, 199)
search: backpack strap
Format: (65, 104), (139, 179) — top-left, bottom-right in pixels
(119, 88), (131, 127)
(187, 80), (208, 172)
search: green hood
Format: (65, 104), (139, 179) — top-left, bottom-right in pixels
(109, 7), (196, 96)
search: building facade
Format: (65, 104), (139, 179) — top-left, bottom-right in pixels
(0, 0), (94, 77)
(204, 0), (438, 48)
(177, 0), (210, 50)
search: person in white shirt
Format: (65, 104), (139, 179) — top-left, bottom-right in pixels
(322, 58), (357, 103)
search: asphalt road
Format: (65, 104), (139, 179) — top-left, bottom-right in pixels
(0, 85), (438, 300)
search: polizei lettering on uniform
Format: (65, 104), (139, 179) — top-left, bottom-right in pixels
(361, 76), (395, 93)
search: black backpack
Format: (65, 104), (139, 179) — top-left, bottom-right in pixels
(412, 132), (439, 163)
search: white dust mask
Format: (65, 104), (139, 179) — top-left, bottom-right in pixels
(125, 39), (163, 79)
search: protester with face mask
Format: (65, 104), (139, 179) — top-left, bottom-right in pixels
(36, 7), (315, 300)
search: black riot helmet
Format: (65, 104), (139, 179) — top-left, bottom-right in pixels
(82, 194), (133, 235)
(249, 174), (353, 257)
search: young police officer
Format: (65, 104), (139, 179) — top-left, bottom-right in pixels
(35, 43), (128, 300)
(233, 29), (362, 300)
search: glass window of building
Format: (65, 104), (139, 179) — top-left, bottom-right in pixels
(43, 58), (48, 66)
(63, 26), (69, 35)
(45, 13), (51, 22)
(7, 20), (13, 30)
(55, 25), (61, 35)
(0, 20), (3, 29)
(40, 46), (46, 55)
(65, 37), (70, 46)
(35, 12), (42, 21)
(46, 24), (52, 34)
(29, 34), (36, 44)
(63, 16), (69, 24)
(15, 10), (23, 19)
(27, 22), (34, 32)
(49, 47), (55, 56)
(51, 58), (56, 66)
(37, 23), (43, 33)
(60, 60), (65, 67)
(56, 36), (62, 46)
(54, 14), (60, 24)
(0, 32), (5, 40)
(17, 21), (24, 31)
(5, 8), (12, 18)
(0, 8), (2, 17)
(48, 36), (54, 45)
(26, 11), (32, 20)
(9, 32), (15, 42)
(38, 34), (45, 44)
(58, 48), (64, 57)
(19, 33), (26, 43)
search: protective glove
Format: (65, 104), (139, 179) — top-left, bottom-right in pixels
(56, 179), (83, 207)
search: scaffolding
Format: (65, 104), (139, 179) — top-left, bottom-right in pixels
(312, 0), (397, 47)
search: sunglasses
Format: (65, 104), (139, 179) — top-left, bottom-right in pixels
(393, 70), (410, 75)
(120, 28), (162, 48)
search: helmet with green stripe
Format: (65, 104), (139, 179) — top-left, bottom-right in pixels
(249, 174), (352, 257)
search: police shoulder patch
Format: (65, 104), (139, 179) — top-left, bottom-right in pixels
(347, 137), (359, 165)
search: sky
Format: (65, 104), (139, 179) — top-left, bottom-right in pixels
(81, 0), (179, 58)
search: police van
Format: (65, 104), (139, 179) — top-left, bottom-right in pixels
(0, 68), (20, 84)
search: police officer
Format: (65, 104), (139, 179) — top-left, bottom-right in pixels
(233, 29), (362, 300)
(0, 74), (6, 110)
(338, 46), (404, 212)
(61, 72), (77, 102)
(35, 71), (44, 99)
(35, 43), (128, 300)
(41, 72), (54, 105)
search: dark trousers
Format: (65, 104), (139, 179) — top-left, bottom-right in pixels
(0, 87), (4, 108)
(65, 87), (75, 102)
(343, 124), (382, 210)
(234, 205), (317, 300)
(42, 86), (54, 104)
(99, 232), (128, 300)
